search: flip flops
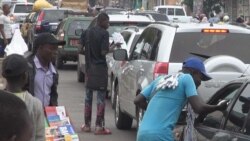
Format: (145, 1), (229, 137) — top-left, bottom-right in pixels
(94, 127), (112, 135)
(81, 124), (91, 132)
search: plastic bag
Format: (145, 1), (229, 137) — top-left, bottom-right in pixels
(5, 29), (28, 56)
(33, 0), (53, 12)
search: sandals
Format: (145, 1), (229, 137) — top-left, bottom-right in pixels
(81, 124), (91, 132)
(94, 127), (112, 135)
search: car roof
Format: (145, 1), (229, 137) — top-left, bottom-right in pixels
(41, 7), (74, 11)
(64, 16), (94, 21)
(154, 5), (184, 8)
(152, 22), (250, 33)
(13, 2), (33, 5)
(108, 14), (152, 22)
(122, 28), (143, 34)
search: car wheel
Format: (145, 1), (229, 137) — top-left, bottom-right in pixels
(56, 54), (63, 69)
(136, 107), (144, 129)
(115, 85), (133, 130)
(77, 61), (85, 82)
(111, 80), (116, 109)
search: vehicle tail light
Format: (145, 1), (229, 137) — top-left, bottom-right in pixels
(153, 62), (169, 79)
(35, 11), (45, 31)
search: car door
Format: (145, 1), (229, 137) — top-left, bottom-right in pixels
(119, 29), (149, 116)
(194, 80), (250, 140)
(221, 82), (250, 140)
(120, 28), (159, 118)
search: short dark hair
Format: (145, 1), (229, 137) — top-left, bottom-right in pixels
(0, 90), (31, 140)
(97, 12), (109, 23)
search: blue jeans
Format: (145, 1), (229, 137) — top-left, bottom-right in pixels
(84, 88), (106, 127)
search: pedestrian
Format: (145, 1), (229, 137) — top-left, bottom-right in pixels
(2, 54), (45, 141)
(0, 90), (33, 141)
(80, 12), (119, 135)
(208, 13), (220, 23)
(134, 57), (228, 141)
(26, 32), (65, 107)
(0, 4), (13, 57)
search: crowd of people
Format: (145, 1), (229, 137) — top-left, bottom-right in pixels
(0, 2), (248, 141)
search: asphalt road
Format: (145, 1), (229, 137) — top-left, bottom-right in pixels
(57, 63), (137, 141)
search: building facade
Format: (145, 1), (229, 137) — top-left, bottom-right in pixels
(224, 0), (250, 22)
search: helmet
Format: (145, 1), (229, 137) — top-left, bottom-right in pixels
(223, 15), (229, 22)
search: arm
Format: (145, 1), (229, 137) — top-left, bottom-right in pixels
(184, 74), (227, 114)
(0, 24), (7, 45)
(34, 99), (45, 141)
(49, 73), (59, 106)
(188, 95), (225, 114)
(101, 31), (110, 56)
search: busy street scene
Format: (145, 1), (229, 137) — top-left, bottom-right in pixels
(1, 0), (250, 140)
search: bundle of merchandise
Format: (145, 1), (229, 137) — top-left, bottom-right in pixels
(45, 106), (79, 141)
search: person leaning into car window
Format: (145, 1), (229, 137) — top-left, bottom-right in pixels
(134, 57), (228, 141)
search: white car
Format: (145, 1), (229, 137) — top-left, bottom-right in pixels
(10, 2), (33, 23)
(109, 26), (144, 108)
(112, 22), (250, 130)
(153, 5), (192, 22)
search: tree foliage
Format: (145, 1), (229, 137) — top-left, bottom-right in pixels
(203, 0), (224, 15)
(182, 0), (224, 15)
(182, 0), (193, 11)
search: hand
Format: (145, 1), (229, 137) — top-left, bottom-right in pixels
(217, 99), (229, 111)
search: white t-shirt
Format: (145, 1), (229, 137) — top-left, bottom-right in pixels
(0, 14), (13, 39)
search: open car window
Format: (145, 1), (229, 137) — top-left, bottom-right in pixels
(198, 83), (243, 129)
(224, 83), (250, 135)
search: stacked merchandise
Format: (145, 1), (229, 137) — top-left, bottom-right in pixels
(45, 106), (79, 141)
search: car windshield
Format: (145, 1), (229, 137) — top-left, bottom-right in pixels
(44, 10), (67, 23)
(14, 5), (33, 13)
(170, 32), (250, 63)
(68, 20), (91, 36)
(108, 22), (150, 36)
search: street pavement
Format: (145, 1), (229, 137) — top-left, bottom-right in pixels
(57, 64), (137, 141)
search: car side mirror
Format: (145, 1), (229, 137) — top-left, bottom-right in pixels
(113, 49), (128, 61)
(75, 29), (83, 36)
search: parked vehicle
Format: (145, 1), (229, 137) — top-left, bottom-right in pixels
(10, 2), (33, 23)
(177, 76), (250, 141)
(153, 5), (192, 22)
(133, 10), (169, 22)
(112, 22), (250, 130)
(77, 14), (152, 83)
(27, 7), (75, 51)
(100, 7), (126, 15)
(109, 26), (143, 108)
(54, 16), (93, 69)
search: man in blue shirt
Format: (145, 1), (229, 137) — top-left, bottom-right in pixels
(134, 57), (228, 141)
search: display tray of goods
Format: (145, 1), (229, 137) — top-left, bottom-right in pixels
(44, 106), (79, 141)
